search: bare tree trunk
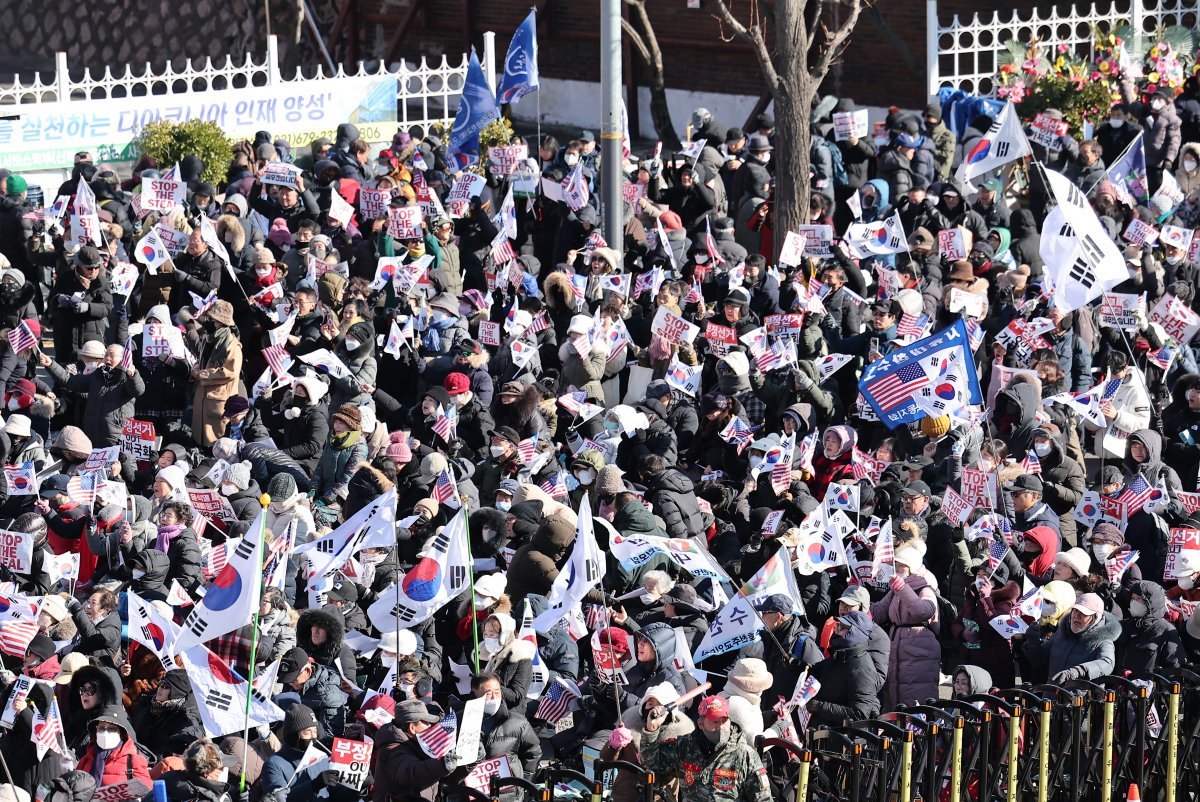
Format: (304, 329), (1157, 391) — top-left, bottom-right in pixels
(623, 0), (682, 148)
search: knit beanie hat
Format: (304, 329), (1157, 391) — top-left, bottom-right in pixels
(227, 460), (252, 491)
(332, 403), (363, 431)
(267, 473), (298, 499)
(919, 415), (951, 439)
(386, 432), (413, 463)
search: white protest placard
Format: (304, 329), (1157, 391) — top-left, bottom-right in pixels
(938, 227), (970, 261)
(832, 109), (869, 142)
(650, 306), (700, 345)
(1123, 218), (1160, 247)
(0, 675), (33, 729)
(795, 225), (834, 258)
(1030, 113), (1069, 150)
(330, 737), (374, 790)
(622, 182), (646, 204)
(1166, 527), (1200, 581)
(478, 321), (501, 347)
(705, 323), (738, 357)
(960, 468), (996, 509)
(84, 445), (122, 472)
(387, 206), (424, 241)
(328, 191), (355, 228)
(260, 162), (302, 188)
(948, 288), (985, 317)
(447, 173), (486, 217)
(0, 529), (34, 575)
(464, 755), (513, 794)
(187, 488), (238, 524)
(779, 231), (806, 267)
(90, 781), (152, 802)
(455, 697), (487, 764)
(488, 143), (529, 175)
(154, 223), (189, 256)
(1099, 293), (1146, 331)
(1149, 293), (1200, 345)
(358, 188), (390, 220)
(140, 177), (186, 213)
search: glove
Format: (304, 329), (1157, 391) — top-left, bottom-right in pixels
(442, 750), (459, 772)
(55, 295), (73, 309)
(77, 301), (89, 313)
(1051, 667), (1084, 684)
(609, 725), (634, 749)
(65, 595), (83, 614)
(794, 370), (814, 390)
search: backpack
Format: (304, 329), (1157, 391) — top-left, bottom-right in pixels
(812, 138), (849, 187)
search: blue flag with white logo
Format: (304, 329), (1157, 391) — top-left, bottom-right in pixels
(447, 51), (500, 172)
(1105, 131), (1148, 205)
(496, 9), (539, 105)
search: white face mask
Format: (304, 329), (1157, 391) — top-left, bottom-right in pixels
(6, 398), (19, 412)
(758, 152), (771, 164)
(344, 337), (361, 351)
(473, 594), (492, 610)
(694, 255), (709, 265)
(495, 500), (511, 512)
(1033, 442), (1051, 457)
(576, 469), (595, 486)
(220, 483), (238, 496)
(397, 681), (415, 698)
(1129, 600), (1148, 618)
(749, 456), (764, 470)
(482, 697), (502, 715)
(489, 445), (507, 459)
(1186, 159), (1198, 172)
(132, 569), (145, 580)
(565, 154), (579, 166)
(1093, 543), (1115, 561)
(255, 266), (272, 277)
(482, 637), (501, 654)
(1166, 254), (1183, 266)
(1153, 99), (1165, 111)
(95, 730), (121, 751)
(1110, 118), (1125, 128)
(380, 653), (397, 668)
(216, 768), (229, 785)
(978, 458), (995, 472)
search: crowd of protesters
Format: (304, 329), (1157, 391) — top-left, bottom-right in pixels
(0, 74), (1197, 802)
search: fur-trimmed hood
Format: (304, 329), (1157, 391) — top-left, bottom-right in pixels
(618, 704), (695, 750)
(493, 384), (542, 428)
(216, 214), (246, 254)
(543, 270), (577, 312)
(297, 606), (346, 665)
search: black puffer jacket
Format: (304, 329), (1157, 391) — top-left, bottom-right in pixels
(643, 468), (704, 538)
(46, 362), (145, 448)
(1116, 581), (1183, 674)
(1038, 432), (1087, 548)
(160, 771), (229, 802)
(372, 723), (452, 802)
(48, 771), (97, 802)
(50, 267), (115, 363)
(807, 618), (881, 728)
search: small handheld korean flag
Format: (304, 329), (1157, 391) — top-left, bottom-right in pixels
(533, 494), (604, 633)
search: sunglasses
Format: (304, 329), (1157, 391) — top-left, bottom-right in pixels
(80, 684), (100, 695)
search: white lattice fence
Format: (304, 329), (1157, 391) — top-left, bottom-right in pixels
(929, 0), (1200, 97)
(0, 34), (488, 143)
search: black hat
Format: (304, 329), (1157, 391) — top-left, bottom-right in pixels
(754, 593), (793, 615)
(424, 386), (452, 409)
(40, 474), (70, 499)
(283, 703), (318, 737)
(326, 578), (358, 603)
(665, 583), (700, 613)
(902, 480), (932, 497)
(901, 455), (933, 471)
(27, 633), (55, 661)
(395, 699), (441, 725)
(1005, 474), (1044, 493)
(493, 425), (521, 447)
(1100, 465), (1124, 486)
(161, 669), (193, 700)
(645, 380), (671, 400)
(923, 102), (942, 121)
(278, 647), (312, 684)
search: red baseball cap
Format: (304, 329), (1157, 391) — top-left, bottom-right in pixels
(698, 695), (730, 722)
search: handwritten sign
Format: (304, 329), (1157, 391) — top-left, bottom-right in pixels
(651, 306), (699, 346)
(0, 529), (33, 575)
(938, 227), (970, 261)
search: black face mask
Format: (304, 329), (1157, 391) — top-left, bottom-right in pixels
(1018, 550), (1038, 566)
(295, 242), (311, 253)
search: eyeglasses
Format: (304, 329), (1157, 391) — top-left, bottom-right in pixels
(80, 684), (99, 695)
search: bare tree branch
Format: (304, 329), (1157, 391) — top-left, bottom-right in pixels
(629, 0), (665, 76)
(620, 18), (652, 65)
(815, 0), (866, 79)
(711, 0), (782, 90)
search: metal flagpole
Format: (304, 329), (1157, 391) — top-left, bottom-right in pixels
(599, 0), (623, 258)
(466, 507), (481, 675)
(239, 497), (270, 794)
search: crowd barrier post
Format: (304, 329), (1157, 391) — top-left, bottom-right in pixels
(808, 729), (865, 802)
(755, 738), (812, 802)
(1101, 689), (1116, 802)
(1005, 704), (1022, 802)
(1166, 679), (1180, 802)
(892, 707), (951, 802)
(1037, 698), (1052, 802)
(898, 730), (914, 802)
(594, 760), (654, 802)
(539, 769), (594, 802)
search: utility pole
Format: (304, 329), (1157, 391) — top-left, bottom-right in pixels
(600, 0), (624, 258)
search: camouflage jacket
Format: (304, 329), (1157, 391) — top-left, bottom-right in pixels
(640, 722), (772, 802)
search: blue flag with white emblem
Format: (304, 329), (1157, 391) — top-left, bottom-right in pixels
(496, 9), (539, 105)
(447, 51), (500, 172)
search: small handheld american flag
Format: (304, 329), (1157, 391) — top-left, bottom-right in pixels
(527, 312), (549, 335)
(1020, 451), (1042, 474)
(432, 469), (461, 508)
(432, 403), (458, 442)
(704, 217), (725, 264)
(719, 417), (754, 453)
(120, 336), (136, 371)
(896, 313), (930, 339)
(7, 321), (36, 354)
(516, 434), (539, 464)
(417, 710), (458, 759)
(0, 619), (39, 658)
(539, 471), (569, 499)
(534, 677), (580, 725)
(984, 539), (1008, 575)
(1098, 375), (1123, 402)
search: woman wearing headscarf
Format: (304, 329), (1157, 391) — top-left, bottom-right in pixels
(808, 425), (855, 501)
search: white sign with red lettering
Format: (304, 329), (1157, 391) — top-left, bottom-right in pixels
(938, 227), (970, 260)
(651, 306), (699, 345)
(140, 178), (186, 213)
(1030, 113), (1069, 150)
(832, 109), (869, 141)
(1165, 527), (1200, 581)
(330, 737), (374, 790)
(1123, 218), (1160, 247)
(387, 206), (424, 241)
(358, 188), (390, 220)
(1099, 293), (1146, 331)
(1149, 293), (1200, 345)
(464, 755), (513, 793)
(796, 225), (834, 258)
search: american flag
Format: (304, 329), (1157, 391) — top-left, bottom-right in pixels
(870, 520), (895, 578)
(432, 469), (460, 508)
(896, 313), (930, 339)
(863, 362), (928, 413)
(491, 236), (517, 266)
(120, 336), (135, 371)
(191, 289), (218, 317)
(527, 312), (549, 334)
(202, 540), (229, 581)
(704, 217), (725, 264)
(0, 619), (38, 658)
(719, 416), (755, 453)
(965, 318), (985, 352)
(32, 698), (65, 760)
(851, 448), (886, 483)
(584, 231), (607, 250)
(534, 678), (580, 725)
(264, 343), (293, 379)
(539, 471), (569, 499)
(585, 604), (609, 631)
(66, 470), (104, 507)
(417, 710), (458, 759)
(432, 403), (458, 442)
(7, 322), (36, 354)
(632, 271), (655, 299)
(1105, 548), (1140, 585)
(516, 433), (539, 464)
(771, 436), (795, 495)
(1148, 346), (1177, 371)
(1098, 375), (1123, 401)
(1120, 475), (1155, 516)
(984, 539), (1008, 575)
(1020, 451), (1042, 474)
(684, 277), (703, 305)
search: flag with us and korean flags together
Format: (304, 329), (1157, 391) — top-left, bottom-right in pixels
(857, 319), (983, 428)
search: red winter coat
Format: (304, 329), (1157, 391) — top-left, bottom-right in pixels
(76, 738), (152, 789)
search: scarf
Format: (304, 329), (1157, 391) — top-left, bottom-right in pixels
(155, 523), (184, 552)
(90, 747), (113, 784)
(331, 430), (361, 449)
